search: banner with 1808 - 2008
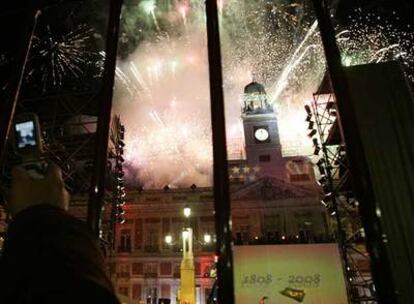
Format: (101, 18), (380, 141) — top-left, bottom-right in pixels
(233, 244), (348, 304)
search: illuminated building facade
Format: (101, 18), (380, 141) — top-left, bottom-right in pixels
(103, 81), (331, 304)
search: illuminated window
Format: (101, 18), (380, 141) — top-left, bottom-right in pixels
(132, 262), (143, 275)
(132, 284), (142, 300)
(119, 229), (131, 252)
(144, 263), (158, 278)
(160, 262), (172, 276)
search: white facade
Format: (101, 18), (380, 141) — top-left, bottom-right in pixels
(108, 174), (329, 303)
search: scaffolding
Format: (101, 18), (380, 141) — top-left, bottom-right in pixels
(0, 0), (125, 252)
(307, 74), (376, 303)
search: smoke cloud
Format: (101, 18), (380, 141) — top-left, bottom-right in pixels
(113, 1), (325, 188)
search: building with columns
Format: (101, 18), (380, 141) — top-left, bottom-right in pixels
(60, 80), (332, 304)
(98, 80), (331, 304)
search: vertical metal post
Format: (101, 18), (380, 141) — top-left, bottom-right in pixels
(0, 10), (41, 166)
(205, 1), (235, 304)
(87, 0), (123, 235)
(311, 0), (398, 302)
(311, 101), (352, 301)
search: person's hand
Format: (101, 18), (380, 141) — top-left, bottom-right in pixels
(7, 163), (69, 217)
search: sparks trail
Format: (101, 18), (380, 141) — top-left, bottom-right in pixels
(27, 23), (97, 91)
(113, 2), (413, 187)
(340, 8), (414, 75)
(269, 20), (319, 104)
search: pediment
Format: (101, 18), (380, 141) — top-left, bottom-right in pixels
(231, 176), (318, 201)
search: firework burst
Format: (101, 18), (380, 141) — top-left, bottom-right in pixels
(338, 8), (414, 81)
(27, 23), (97, 92)
(114, 1), (413, 188)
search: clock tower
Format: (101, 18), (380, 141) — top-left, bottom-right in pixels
(241, 81), (285, 177)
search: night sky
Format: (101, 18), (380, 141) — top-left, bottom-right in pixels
(1, 0), (412, 93)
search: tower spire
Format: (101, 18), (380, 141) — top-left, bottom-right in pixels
(242, 80), (272, 114)
(251, 71), (257, 82)
(241, 80), (284, 177)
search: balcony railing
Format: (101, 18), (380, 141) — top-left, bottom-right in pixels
(233, 234), (335, 246)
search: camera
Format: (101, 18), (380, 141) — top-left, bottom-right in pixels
(12, 113), (46, 177)
(13, 113), (43, 160)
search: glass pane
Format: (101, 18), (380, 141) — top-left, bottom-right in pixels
(111, 1), (215, 303)
(219, 1), (375, 303)
(220, 1), (413, 304)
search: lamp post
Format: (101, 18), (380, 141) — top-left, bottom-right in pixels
(164, 206), (213, 304)
(179, 206), (195, 304)
(180, 226), (195, 304)
(183, 206), (191, 218)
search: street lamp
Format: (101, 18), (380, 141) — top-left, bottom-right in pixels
(165, 234), (173, 245)
(182, 229), (190, 240)
(180, 227), (195, 304)
(181, 206), (194, 304)
(203, 233), (212, 244)
(163, 206), (215, 304)
(164, 232), (213, 246)
(183, 206), (191, 218)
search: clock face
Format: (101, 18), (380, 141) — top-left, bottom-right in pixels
(254, 128), (269, 141)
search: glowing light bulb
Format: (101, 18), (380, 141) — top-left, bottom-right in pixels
(165, 234), (173, 244)
(204, 233), (212, 244)
(183, 206), (191, 218)
(182, 230), (190, 240)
